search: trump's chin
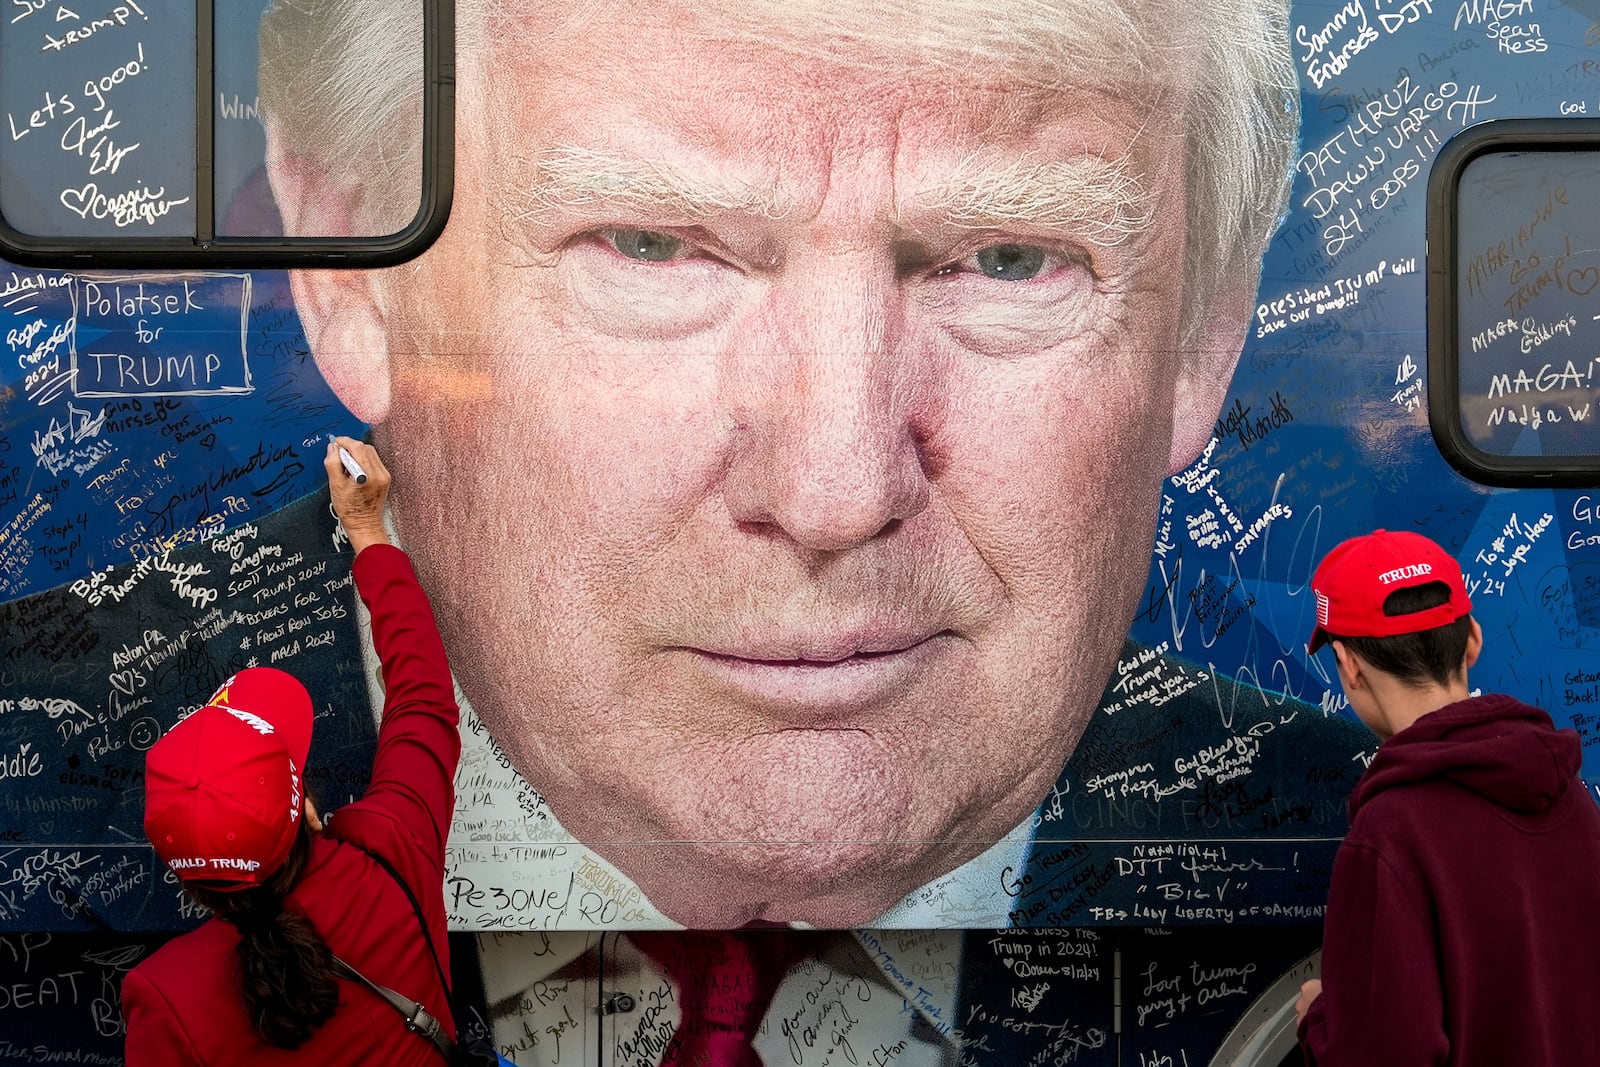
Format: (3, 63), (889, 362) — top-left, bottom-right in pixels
(564, 731), (1020, 928)
(593, 836), (962, 930)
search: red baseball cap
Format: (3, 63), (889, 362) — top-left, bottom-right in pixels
(144, 668), (314, 890)
(1308, 529), (1472, 654)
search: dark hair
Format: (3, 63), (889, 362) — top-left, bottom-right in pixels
(185, 824), (341, 1048)
(1329, 581), (1473, 689)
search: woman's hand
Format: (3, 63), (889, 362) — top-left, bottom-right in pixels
(325, 436), (392, 554)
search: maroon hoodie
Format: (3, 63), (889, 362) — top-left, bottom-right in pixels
(1299, 694), (1600, 1066)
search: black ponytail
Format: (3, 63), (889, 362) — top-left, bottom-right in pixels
(188, 825), (341, 1048)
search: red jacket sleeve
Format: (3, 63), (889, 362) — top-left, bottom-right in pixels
(350, 543), (461, 868)
(1298, 840), (1449, 1066)
(122, 967), (203, 1067)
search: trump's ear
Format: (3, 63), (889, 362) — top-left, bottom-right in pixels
(266, 150), (393, 425)
(287, 267), (392, 425)
(1167, 285), (1253, 475)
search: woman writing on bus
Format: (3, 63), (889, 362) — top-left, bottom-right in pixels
(122, 438), (463, 1066)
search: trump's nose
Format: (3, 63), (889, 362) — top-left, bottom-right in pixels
(721, 261), (936, 553)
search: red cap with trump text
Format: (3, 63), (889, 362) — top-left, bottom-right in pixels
(143, 668), (314, 890)
(1308, 529), (1472, 654)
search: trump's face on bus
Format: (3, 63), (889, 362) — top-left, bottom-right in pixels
(274, 0), (1290, 926)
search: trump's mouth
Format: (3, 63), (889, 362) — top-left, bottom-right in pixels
(682, 631), (957, 713)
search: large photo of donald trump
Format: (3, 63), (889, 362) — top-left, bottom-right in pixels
(253, 0), (1348, 932)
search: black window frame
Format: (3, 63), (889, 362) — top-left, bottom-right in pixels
(1428, 117), (1600, 488)
(0, 0), (454, 269)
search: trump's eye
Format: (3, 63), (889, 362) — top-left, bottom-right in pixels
(974, 243), (1046, 281)
(932, 241), (1085, 285)
(560, 226), (741, 341)
(606, 228), (687, 262)
(918, 238), (1098, 354)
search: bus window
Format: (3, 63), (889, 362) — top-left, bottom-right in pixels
(1429, 118), (1600, 486)
(0, 0), (452, 267)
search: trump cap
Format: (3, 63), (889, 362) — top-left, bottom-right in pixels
(1308, 529), (1472, 654)
(143, 668), (313, 890)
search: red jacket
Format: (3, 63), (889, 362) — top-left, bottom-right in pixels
(1299, 694), (1600, 1065)
(124, 544), (461, 1067)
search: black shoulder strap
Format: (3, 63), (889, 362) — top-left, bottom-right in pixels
(332, 954), (454, 1061)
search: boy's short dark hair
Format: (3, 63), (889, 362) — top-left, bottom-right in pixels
(1327, 581), (1473, 688)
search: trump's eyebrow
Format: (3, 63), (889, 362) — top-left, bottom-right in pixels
(498, 145), (1154, 245)
(500, 145), (790, 224)
(906, 153), (1154, 245)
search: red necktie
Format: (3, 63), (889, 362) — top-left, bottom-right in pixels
(632, 931), (800, 1067)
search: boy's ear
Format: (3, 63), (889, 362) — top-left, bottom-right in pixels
(1462, 617), (1483, 674)
(1330, 641), (1364, 692)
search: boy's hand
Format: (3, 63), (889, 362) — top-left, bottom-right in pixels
(1295, 978), (1323, 1026)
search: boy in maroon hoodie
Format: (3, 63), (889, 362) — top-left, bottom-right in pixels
(1294, 529), (1600, 1066)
